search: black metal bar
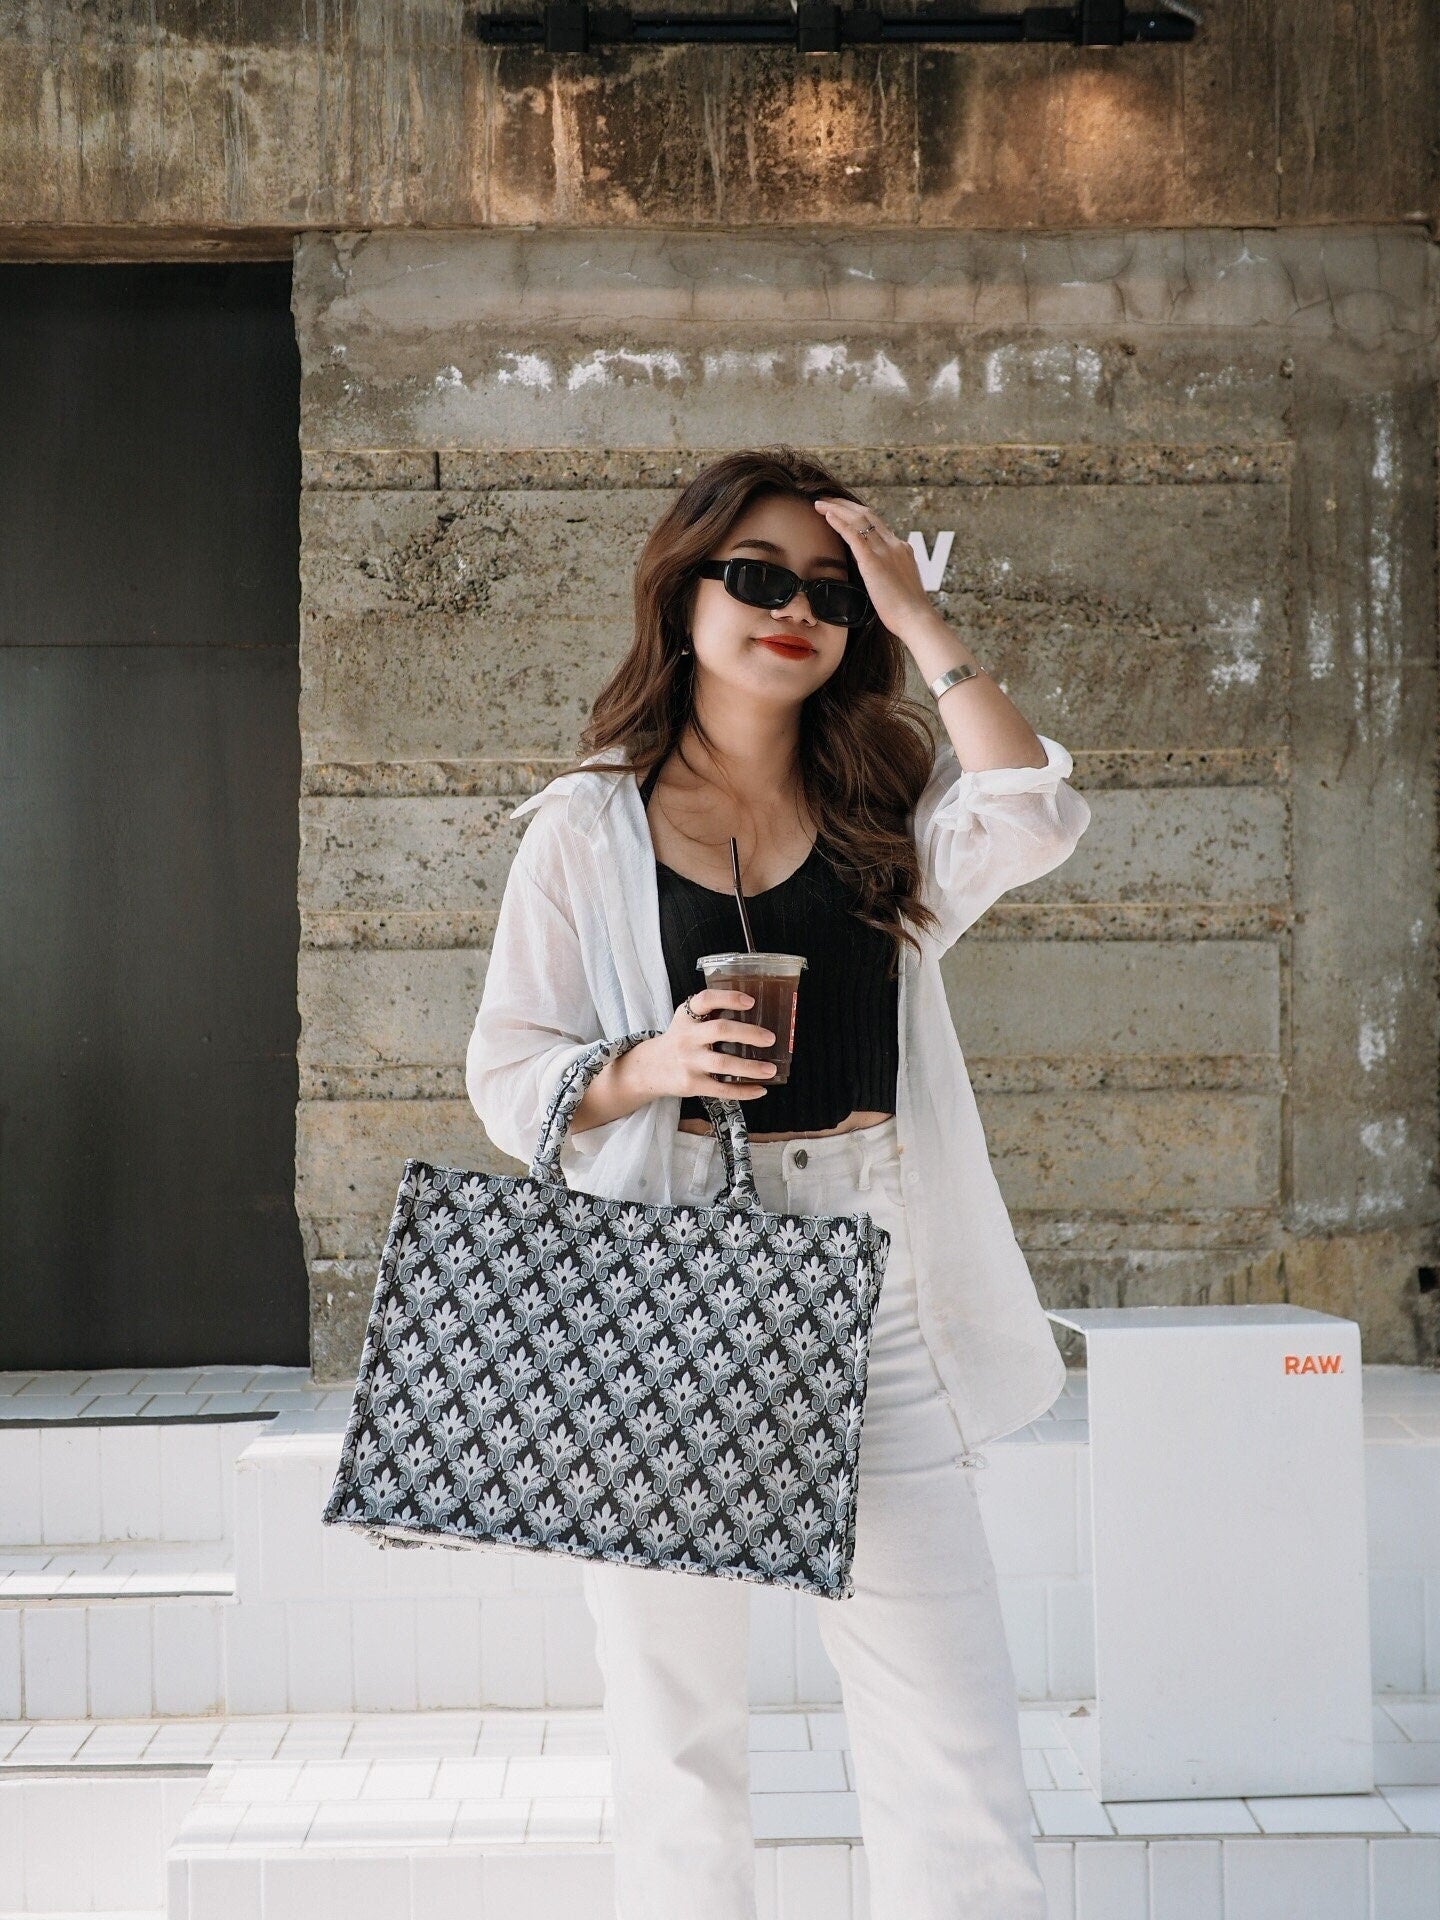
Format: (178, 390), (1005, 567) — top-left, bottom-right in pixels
(474, 2), (1197, 46)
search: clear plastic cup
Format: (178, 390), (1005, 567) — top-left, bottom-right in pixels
(695, 951), (808, 1085)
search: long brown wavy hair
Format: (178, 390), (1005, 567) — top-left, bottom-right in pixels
(560, 447), (946, 976)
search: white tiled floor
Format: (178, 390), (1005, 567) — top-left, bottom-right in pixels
(4, 1701), (1437, 1843)
(0, 1366), (347, 1423)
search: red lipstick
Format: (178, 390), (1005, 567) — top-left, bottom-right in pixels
(755, 635), (815, 659)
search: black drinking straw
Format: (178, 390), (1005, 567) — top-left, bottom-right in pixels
(729, 836), (756, 953)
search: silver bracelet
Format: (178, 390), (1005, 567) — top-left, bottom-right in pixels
(929, 663), (982, 701)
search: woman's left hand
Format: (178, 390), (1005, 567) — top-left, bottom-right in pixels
(812, 496), (934, 642)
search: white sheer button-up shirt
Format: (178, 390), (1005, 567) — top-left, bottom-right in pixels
(466, 734), (1091, 1455)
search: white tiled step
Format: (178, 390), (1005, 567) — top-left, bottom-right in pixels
(0, 1596), (231, 1721)
(7, 1365), (1440, 1721)
(0, 1541), (232, 1599)
(0, 1367), (336, 1424)
(3, 1703), (1438, 1918)
(0, 1408), (273, 1550)
(0, 1769), (206, 1914)
(164, 1839), (1440, 1920)
(0, 1545), (235, 1721)
(0, 1366), (349, 1552)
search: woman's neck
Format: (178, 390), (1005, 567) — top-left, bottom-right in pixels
(675, 717), (802, 807)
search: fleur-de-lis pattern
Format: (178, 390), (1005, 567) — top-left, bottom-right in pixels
(322, 1032), (892, 1601)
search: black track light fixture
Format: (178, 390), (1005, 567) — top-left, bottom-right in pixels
(472, 0), (1200, 52)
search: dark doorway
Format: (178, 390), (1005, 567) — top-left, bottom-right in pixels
(0, 262), (306, 1370)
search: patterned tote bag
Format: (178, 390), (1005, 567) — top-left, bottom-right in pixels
(321, 1030), (892, 1600)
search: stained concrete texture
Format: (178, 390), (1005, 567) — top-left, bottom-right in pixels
(282, 226), (1440, 1383)
(0, 3), (1434, 241)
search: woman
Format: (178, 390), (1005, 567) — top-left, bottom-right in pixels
(466, 448), (1091, 1919)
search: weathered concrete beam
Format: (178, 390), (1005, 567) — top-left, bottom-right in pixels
(0, 2), (1434, 245)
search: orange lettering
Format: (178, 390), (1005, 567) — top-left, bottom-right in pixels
(1283, 1352), (1343, 1374)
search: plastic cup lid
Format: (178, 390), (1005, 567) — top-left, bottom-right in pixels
(696, 952), (808, 973)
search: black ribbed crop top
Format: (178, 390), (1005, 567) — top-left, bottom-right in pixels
(639, 762), (899, 1132)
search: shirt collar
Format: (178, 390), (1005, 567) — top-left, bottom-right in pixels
(508, 743), (640, 833)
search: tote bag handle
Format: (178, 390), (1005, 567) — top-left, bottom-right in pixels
(527, 1031), (761, 1209)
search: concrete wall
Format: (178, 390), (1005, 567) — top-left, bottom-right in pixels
(0, 3), (1435, 252)
(291, 226), (1440, 1381)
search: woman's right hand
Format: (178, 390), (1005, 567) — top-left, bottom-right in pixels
(636, 989), (777, 1102)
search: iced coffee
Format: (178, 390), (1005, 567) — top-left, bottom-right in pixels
(696, 951), (807, 1085)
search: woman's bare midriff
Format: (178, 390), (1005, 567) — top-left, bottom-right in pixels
(677, 1108), (895, 1141)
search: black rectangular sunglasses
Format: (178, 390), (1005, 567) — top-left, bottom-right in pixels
(694, 558), (871, 629)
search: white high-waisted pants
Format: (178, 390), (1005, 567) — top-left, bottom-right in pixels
(579, 1115), (1047, 1920)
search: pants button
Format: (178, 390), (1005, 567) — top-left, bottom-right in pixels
(793, 1147), (808, 1167)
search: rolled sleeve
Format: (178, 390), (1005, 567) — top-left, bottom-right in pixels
(915, 732), (1091, 950)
